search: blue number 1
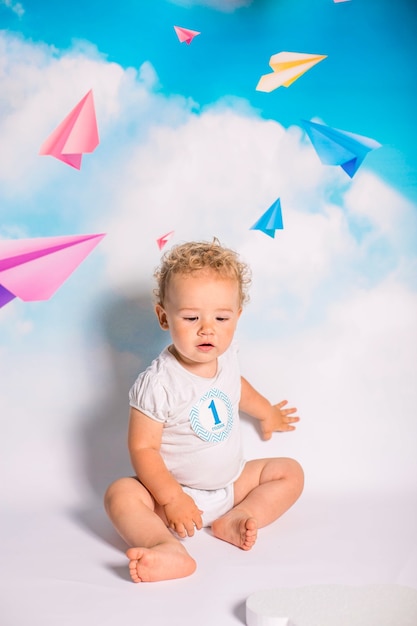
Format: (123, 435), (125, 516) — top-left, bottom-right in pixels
(208, 399), (222, 426)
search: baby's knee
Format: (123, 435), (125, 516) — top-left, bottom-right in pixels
(285, 458), (304, 496)
(104, 477), (132, 513)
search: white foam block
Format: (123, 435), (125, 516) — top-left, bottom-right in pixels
(246, 584), (417, 626)
(246, 613), (293, 626)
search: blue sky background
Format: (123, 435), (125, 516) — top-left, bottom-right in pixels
(2, 0), (417, 199)
(0, 0), (417, 504)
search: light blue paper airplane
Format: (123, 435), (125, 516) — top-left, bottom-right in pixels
(301, 119), (381, 178)
(250, 198), (283, 238)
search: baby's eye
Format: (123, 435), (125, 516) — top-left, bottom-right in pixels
(184, 317), (198, 322)
(216, 317), (229, 322)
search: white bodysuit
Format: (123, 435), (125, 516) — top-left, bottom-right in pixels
(129, 344), (245, 524)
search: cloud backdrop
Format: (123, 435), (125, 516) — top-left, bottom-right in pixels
(0, 0), (416, 511)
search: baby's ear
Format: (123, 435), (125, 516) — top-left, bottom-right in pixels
(155, 304), (169, 330)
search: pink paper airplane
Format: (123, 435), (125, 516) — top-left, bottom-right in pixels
(0, 233), (105, 308)
(174, 25), (200, 45)
(156, 231), (175, 251)
(39, 90), (99, 170)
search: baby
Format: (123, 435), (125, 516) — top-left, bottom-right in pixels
(104, 239), (304, 582)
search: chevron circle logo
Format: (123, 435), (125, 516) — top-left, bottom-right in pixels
(189, 388), (233, 443)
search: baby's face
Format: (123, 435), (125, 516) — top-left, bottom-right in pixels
(155, 269), (242, 377)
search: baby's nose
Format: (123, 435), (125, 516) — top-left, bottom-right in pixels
(199, 323), (214, 334)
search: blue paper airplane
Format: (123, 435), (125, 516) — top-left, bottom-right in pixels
(250, 198), (283, 238)
(301, 119), (381, 178)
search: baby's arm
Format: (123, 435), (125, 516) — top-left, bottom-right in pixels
(128, 407), (203, 537)
(239, 377), (300, 441)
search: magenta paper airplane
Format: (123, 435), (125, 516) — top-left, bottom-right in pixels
(301, 119), (382, 178)
(250, 198), (283, 238)
(156, 231), (175, 250)
(0, 233), (105, 308)
(174, 25), (200, 45)
(39, 90), (99, 169)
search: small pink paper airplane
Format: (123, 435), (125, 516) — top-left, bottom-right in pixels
(174, 25), (200, 45)
(156, 231), (175, 250)
(39, 89), (99, 170)
(0, 233), (105, 308)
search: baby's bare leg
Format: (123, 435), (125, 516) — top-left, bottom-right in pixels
(104, 477), (196, 582)
(212, 457), (303, 549)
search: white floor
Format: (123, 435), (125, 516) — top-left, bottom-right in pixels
(2, 491), (416, 626)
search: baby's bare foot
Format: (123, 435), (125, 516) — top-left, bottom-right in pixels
(211, 509), (258, 550)
(126, 542), (196, 583)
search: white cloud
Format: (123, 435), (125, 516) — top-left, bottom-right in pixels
(0, 341), (115, 507)
(0, 0), (24, 18)
(100, 105), (416, 330)
(0, 32), (416, 505)
(100, 109), (339, 293)
(0, 33), (402, 331)
(344, 171), (417, 254)
(0, 35), (133, 195)
(0, 34), (198, 208)
(239, 276), (417, 495)
(167, 0), (252, 11)
(1, 31), (415, 326)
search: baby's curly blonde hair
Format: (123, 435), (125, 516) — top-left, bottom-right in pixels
(154, 238), (251, 307)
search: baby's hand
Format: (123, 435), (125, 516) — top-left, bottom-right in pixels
(260, 400), (300, 441)
(163, 492), (203, 538)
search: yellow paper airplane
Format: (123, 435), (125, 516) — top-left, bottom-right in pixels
(256, 51), (327, 93)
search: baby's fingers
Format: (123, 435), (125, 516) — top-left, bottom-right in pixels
(286, 414), (300, 422)
(194, 510), (204, 531)
(184, 520), (197, 537)
(173, 522), (187, 538)
(283, 415), (300, 431)
(276, 400), (289, 409)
